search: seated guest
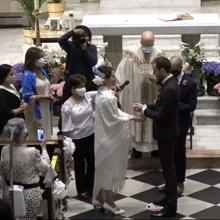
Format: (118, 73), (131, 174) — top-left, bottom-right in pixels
(0, 64), (26, 138)
(0, 118), (57, 219)
(22, 47), (54, 140)
(61, 74), (96, 199)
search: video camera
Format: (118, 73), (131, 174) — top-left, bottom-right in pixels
(73, 34), (90, 44)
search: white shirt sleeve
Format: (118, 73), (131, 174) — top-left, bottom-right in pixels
(61, 104), (74, 132)
(142, 104), (147, 114)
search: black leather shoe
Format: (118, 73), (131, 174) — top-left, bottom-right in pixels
(153, 199), (166, 206)
(151, 210), (176, 218)
(77, 193), (88, 200)
(157, 185), (166, 193)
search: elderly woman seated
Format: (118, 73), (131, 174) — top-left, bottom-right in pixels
(0, 118), (57, 219)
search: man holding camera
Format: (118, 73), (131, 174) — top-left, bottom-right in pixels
(58, 25), (98, 90)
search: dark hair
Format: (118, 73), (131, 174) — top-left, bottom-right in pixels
(24, 47), (43, 71)
(97, 65), (113, 79)
(75, 25), (92, 41)
(0, 64), (12, 85)
(62, 74), (87, 102)
(154, 56), (171, 73)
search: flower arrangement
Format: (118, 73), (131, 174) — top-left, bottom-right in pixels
(180, 42), (206, 74)
(202, 61), (220, 77)
(180, 42), (206, 96)
(202, 61), (220, 96)
(12, 63), (25, 90)
(42, 45), (66, 69)
(41, 45), (66, 82)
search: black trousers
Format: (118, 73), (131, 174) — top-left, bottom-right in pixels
(158, 140), (177, 214)
(73, 134), (95, 196)
(174, 131), (188, 183)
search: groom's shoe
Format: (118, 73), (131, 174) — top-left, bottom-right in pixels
(151, 209), (176, 218)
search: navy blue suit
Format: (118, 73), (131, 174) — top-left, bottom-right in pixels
(175, 74), (197, 183)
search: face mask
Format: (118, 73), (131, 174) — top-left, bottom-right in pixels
(171, 69), (181, 77)
(142, 46), (153, 54)
(75, 87), (86, 97)
(35, 58), (47, 68)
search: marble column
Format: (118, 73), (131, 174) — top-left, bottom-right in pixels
(103, 35), (122, 69)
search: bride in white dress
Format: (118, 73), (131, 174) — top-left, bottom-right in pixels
(92, 65), (143, 215)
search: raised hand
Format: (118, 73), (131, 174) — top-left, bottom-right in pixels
(73, 28), (85, 37)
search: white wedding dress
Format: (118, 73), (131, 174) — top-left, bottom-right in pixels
(93, 86), (131, 199)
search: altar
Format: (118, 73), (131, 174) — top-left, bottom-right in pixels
(100, 0), (201, 9)
(82, 13), (220, 68)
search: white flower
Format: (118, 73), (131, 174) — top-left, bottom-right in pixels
(93, 75), (104, 86)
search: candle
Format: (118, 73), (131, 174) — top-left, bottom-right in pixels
(34, 0), (39, 10)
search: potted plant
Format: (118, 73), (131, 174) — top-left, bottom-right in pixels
(14, 0), (47, 29)
(47, 0), (65, 18)
(181, 42), (206, 96)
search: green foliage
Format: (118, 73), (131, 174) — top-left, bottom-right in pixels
(14, 0), (47, 28)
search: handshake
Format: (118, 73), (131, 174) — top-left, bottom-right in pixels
(133, 103), (144, 112)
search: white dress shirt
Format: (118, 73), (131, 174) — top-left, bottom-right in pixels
(61, 91), (97, 139)
(177, 71), (184, 85)
(142, 74), (173, 113)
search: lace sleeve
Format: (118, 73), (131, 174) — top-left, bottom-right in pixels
(33, 150), (57, 185)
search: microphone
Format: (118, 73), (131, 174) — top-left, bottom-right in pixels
(119, 80), (130, 90)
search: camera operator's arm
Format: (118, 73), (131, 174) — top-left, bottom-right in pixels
(58, 30), (73, 53)
(82, 44), (98, 66)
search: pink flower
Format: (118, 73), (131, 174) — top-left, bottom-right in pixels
(182, 80), (188, 86)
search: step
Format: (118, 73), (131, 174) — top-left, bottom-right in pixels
(194, 109), (220, 125)
(128, 149), (220, 169)
(0, 12), (29, 27)
(192, 125), (220, 150)
(197, 96), (220, 109)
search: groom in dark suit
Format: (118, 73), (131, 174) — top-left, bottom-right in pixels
(170, 56), (197, 194)
(134, 56), (180, 217)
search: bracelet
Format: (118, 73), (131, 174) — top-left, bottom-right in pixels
(32, 95), (36, 100)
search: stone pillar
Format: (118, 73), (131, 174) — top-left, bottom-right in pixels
(181, 34), (200, 49)
(0, 0), (11, 12)
(103, 35), (122, 69)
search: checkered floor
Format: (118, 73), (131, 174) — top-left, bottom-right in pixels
(64, 168), (220, 219)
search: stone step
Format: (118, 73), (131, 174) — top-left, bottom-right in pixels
(193, 125), (220, 150)
(128, 149), (220, 169)
(194, 109), (220, 125)
(197, 96), (220, 109)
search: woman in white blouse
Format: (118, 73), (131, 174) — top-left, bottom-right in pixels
(92, 65), (143, 215)
(61, 74), (96, 199)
